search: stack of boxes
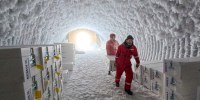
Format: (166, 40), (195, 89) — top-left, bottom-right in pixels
(56, 43), (75, 83)
(0, 47), (33, 100)
(132, 60), (143, 85)
(40, 45), (54, 100)
(133, 67), (142, 85)
(52, 44), (63, 100)
(0, 46), (44, 100)
(140, 61), (163, 91)
(0, 44), (65, 100)
(60, 43), (75, 71)
(134, 57), (200, 100)
(30, 47), (44, 100)
(140, 64), (152, 89)
(150, 63), (164, 97)
(164, 58), (200, 100)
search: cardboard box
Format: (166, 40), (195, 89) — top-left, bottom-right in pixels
(0, 79), (33, 100)
(62, 62), (74, 71)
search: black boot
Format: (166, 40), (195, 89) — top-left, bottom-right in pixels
(108, 71), (111, 75)
(125, 90), (133, 95)
(116, 82), (119, 87)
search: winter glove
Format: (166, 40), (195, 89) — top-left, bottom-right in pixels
(136, 64), (140, 68)
(114, 62), (117, 67)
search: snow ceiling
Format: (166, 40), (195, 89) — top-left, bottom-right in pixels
(1, 0), (200, 60)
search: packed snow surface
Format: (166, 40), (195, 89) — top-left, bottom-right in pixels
(62, 50), (160, 100)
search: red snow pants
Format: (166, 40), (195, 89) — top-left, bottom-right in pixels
(115, 65), (133, 90)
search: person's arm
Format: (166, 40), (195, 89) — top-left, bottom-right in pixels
(132, 46), (140, 68)
(115, 45), (121, 65)
(114, 41), (119, 54)
(116, 41), (119, 47)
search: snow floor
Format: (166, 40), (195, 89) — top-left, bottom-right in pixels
(62, 50), (161, 100)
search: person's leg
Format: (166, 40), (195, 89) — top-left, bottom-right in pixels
(111, 60), (115, 71)
(115, 65), (124, 87)
(108, 61), (111, 75)
(124, 66), (133, 95)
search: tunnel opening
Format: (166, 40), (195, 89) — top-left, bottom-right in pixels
(67, 29), (101, 51)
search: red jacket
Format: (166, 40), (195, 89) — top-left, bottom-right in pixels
(115, 44), (140, 66)
(106, 40), (119, 55)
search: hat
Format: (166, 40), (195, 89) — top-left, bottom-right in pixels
(126, 35), (133, 40)
(110, 33), (116, 38)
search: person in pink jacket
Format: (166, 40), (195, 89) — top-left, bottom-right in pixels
(106, 33), (119, 75)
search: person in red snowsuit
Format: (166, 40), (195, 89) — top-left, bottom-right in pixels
(115, 35), (140, 95)
(106, 33), (119, 75)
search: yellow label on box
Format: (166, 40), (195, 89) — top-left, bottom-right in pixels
(45, 59), (49, 64)
(34, 90), (42, 99)
(35, 64), (43, 70)
(56, 72), (61, 76)
(55, 88), (60, 93)
(54, 56), (60, 60)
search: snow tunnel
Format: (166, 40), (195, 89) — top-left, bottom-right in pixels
(1, 0), (200, 100)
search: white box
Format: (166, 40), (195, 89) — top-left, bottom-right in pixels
(0, 45), (63, 100)
(0, 47), (30, 58)
(60, 43), (75, 63)
(151, 81), (162, 95)
(32, 72), (43, 92)
(132, 62), (143, 84)
(54, 44), (62, 56)
(106, 56), (116, 71)
(42, 84), (54, 100)
(40, 46), (54, 68)
(140, 65), (158, 89)
(140, 61), (163, 91)
(164, 88), (178, 100)
(42, 90), (48, 100)
(62, 56), (75, 63)
(164, 58), (200, 80)
(42, 67), (53, 92)
(0, 56), (31, 82)
(163, 57), (200, 100)
(109, 60), (115, 71)
(62, 70), (70, 83)
(197, 86), (200, 100)
(165, 75), (200, 96)
(29, 47), (44, 77)
(141, 66), (151, 89)
(150, 66), (164, 96)
(165, 88), (197, 100)
(150, 63), (163, 79)
(61, 46), (75, 52)
(62, 62), (74, 71)
(0, 79), (33, 100)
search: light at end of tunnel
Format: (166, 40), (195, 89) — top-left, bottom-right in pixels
(75, 32), (93, 51)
